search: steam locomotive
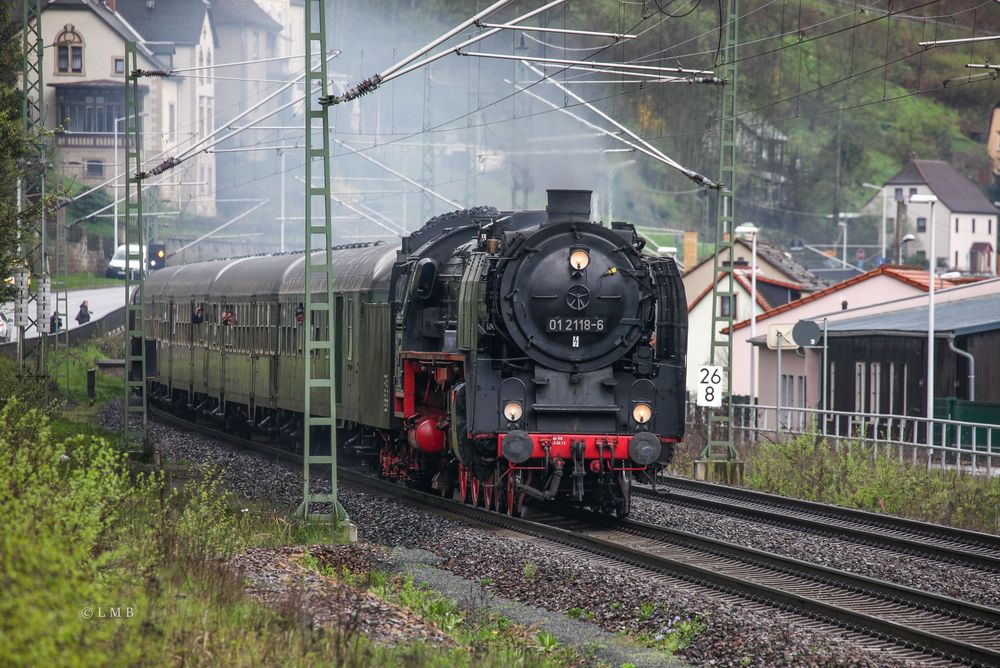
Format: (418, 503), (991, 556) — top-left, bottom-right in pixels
(143, 189), (687, 517)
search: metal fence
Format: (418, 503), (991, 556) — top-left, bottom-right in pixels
(687, 402), (1000, 477)
(0, 306), (126, 361)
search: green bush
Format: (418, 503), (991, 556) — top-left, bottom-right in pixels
(0, 356), (58, 414)
(0, 398), (141, 666)
(745, 432), (1000, 534)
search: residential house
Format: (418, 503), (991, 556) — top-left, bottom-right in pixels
(41, 0), (218, 218)
(115, 0), (218, 218)
(686, 268), (803, 391)
(210, 0), (284, 215)
(736, 113), (790, 207)
(746, 275), (999, 416)
(682, 236), (821, 309)
(876, 160), (997, 274)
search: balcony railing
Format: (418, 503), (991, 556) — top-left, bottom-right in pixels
(53, 132), (135, 149)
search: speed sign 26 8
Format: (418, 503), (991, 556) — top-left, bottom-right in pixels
(697, 365), (723, 407)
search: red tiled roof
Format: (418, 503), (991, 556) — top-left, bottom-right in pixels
(728, 265), (959, 332)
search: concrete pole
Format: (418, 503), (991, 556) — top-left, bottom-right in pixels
(881, 187), (888, 261)
(821, 317), (828, 432)
(895, 200), (905, 264)
(114, 119), (120, 249)
(279, 149), (286, 253)
(776, 331), (783, 435)
(750, 231), (757, 405)
(927, 200), (936, 450)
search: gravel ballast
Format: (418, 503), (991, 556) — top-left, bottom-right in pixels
(102, 402), (939, 665)
(629, 496), (1000, 608)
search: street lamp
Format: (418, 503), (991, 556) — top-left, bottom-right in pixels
(735, 222), (759, 405)
(910, 193), (938, 448)
(862, 181), (889, 263)
(899, 233), (916, 263)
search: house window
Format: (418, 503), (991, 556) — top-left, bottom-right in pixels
(113, 57), (125, 75)
(719, 294), (735, 318)
(58, 92), (123, 133)
(909, 188), (917, 198)
(991, 219), (994, 235)
(54, 24), (84, 74)
(954, 251), (958, 267)
(85, 160), (103, 177)
(251, 31), (260, 59)
(972, 218), (976, 233)
(869, 363), (881, 415)
(955, 218), (959, 233)
(894, 188), (903, 201)
(917, 217), (926, 233)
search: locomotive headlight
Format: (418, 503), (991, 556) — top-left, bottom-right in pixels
(632, 403), (653, 424)
(569, 249), (590, 271)
(503, 401), (524, 422)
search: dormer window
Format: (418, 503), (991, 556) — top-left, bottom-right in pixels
(55, 24), (84, 74)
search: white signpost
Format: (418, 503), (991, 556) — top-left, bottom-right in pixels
(697, 365), (723, 407)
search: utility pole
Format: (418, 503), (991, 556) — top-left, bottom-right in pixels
(17, 0), (47, 375)
(698, 0), (743, 484)
(123, 42), (149, 452)
(305, 0), (352, 539)
(894, 199), (906, 264)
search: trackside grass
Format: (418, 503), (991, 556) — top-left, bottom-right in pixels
(0, 398), (596, 667)
(744, 432), (1000, 534)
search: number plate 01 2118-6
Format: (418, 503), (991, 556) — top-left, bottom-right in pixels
(545, 317), (606, 333)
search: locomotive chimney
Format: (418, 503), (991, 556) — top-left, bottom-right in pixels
(545, 189), (592, 224)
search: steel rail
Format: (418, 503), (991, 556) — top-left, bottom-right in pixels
(147, 407), (1000, 666)
(637, 476), (1000, 572)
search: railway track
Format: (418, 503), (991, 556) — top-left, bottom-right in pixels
(149, 408), (1000, 666)
(636, 476), (1000, 572)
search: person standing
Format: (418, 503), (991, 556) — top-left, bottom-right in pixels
(75, 300), (92, 325)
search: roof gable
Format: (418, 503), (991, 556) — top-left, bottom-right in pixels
(116, 0), (212, 46)
(886, 160), (997, 215)
(43, 0), (165, 66)
(683, 237), (822, 290)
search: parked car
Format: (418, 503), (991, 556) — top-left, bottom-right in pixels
(105, 244), (146, 279)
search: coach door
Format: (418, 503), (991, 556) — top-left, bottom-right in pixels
(269, 302), (279, 413)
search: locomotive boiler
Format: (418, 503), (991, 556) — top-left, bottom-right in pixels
(143, 189), (687, 517)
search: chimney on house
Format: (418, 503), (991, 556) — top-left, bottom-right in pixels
(104, 0), (115, 11)
(684, 230), (698, 267)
